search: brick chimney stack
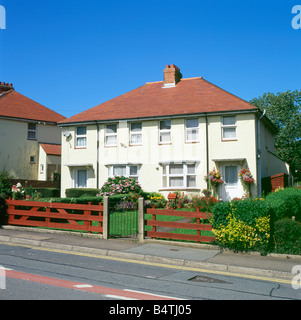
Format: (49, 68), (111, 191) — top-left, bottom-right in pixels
(0, 82), (14, 94)
(163, 64), (182, 88)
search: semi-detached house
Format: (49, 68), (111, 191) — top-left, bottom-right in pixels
(58, 65), (289, 200)
(0, 82), (66, 181)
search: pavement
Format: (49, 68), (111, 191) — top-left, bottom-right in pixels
(0, 225), (300, 281)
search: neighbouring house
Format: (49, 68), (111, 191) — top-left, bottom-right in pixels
(58, 65), (289, 200)
(0, 82), (66, 182)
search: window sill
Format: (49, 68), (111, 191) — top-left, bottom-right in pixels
(221, 139), (237, 142)
(159, 188), (200, 191)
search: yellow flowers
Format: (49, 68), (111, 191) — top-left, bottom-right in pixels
(213, 213), (270, 251)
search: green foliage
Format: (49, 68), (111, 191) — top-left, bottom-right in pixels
(273, 218), (301, 255)
(98, 176), (142, 196)
(65, 188), (100, 198)
(0, 171), (12, 198)
(144, 192), (167, 208)
(250, 90), (301, 179)
(265, 187), (301, 221)
(0, 194), (7, 219)
(26, 187), (60, 199)
(211, 199), (272, 253)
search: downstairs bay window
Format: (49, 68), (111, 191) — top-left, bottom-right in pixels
(161, 162), (197, 189)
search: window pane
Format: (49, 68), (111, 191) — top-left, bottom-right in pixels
(106, 124), (117, 134)
(187, 164), (196, 174)
(160, 132), (171, 142)
(106, 135), (117, 145)
(77, 126), (86, 135)
(76, 137), (86, 147)
(113, 166), (126, 176)
(130, 166), (138, 176)
(131, 123), (142, 131)
(160, 120), (171, 130)
(225, 166), (238, 185)
(130, 133), (142, 144)
(186, 118), (198, 128)
(170, 177), (184, 187)
(28, 123), (36, 130)
(223, 116), (236, 126)
(77, 170), (87, 188)
(28, 131), (36, 139)
(186, 129), (199, 141)
(169, 164), (183, 175)
(187, 176), (196, 187)
(223, 128), (236, 139)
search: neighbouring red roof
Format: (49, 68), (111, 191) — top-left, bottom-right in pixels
(40, 143), (61, 156)
(0, 90), (66, 123)
(59, 77), (258, 124)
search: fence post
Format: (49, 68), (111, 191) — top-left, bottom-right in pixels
(102, 196), (109, 240)
(138, 197), (145, 243)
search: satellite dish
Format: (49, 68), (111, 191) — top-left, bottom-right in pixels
(63, 130), (71, 138)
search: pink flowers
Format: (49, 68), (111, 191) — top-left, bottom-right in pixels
(239, 168), (255, 184)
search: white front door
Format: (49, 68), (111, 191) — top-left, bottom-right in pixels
(221, 164), (242, 201)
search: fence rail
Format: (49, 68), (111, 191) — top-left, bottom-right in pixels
(6, 198), (104, 234)
(146, 208), (216, 244)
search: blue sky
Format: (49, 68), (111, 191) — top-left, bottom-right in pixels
(0, 0), (300, 118)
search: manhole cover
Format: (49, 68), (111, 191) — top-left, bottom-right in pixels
(189, 275), (231, 284)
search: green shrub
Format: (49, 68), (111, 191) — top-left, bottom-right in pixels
(26, 187), (60, 199)
(273, 218), (301, 255)
(265, 187), (301, 221)
(0, 171), (12, 198)
(65, 188), (100, 198)
(98, 176), (142, 196)
(211, 199), (273, 253)
(0, 194), (7, 222)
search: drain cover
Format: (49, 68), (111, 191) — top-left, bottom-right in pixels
(189, 275), (231, 284)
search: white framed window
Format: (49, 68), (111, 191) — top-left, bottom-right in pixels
(105, 124), (117, 146)
(76, 126), (87, 148)
(159, 120), (171, 144)
(28, 123), (37, 140)
(162, 163), (197, 188)
(185, 118), (199, 142)
(130, 122), (142, 145)
(222, 116), (237, 140)
(73, 169), (88, 188)
(109, 165), (140, 181)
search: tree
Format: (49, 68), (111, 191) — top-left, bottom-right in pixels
(250, 90), (301, 180)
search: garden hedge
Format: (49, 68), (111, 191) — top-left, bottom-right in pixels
(211, 199), (273, 253)
(265, 187), (301, 221)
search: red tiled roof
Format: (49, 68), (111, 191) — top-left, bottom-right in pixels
(59, 77), (257, 124)
(0, 90), (66, 123)
(40, 143), (61, 156)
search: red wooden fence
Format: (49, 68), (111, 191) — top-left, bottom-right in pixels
(6, 199), (104, 234)
(146, 208), (216, 244)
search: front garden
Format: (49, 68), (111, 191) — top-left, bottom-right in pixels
(1, 170), (301, 255)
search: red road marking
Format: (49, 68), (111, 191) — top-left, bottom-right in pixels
(6, 270), (178, 300)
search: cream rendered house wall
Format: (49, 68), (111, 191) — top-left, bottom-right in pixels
(60, 113), (264, 199)
(0, 118), (62, 180)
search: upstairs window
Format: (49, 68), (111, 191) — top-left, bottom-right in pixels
(76, 126), (87, 148)
(159, 120), (171, 144)
(222, 116), (237, 140)
(105, 124), (117, 146)
(28, 123), (37, 140)
(130, 122), (142, 145)
(185, 118), (199, 142)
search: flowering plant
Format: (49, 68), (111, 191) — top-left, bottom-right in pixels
(97, 176), (142, 197)
(239, 168), (255, 184)
(12, 183), (25, 199)
(205, 169), (224, 187)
